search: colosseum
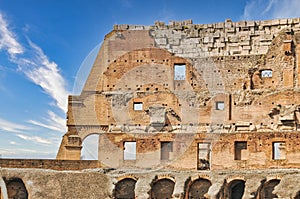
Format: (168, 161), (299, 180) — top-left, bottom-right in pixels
(2, 17), (300, 199)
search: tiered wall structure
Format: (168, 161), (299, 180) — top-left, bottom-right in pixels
(2, 18), (300, 198)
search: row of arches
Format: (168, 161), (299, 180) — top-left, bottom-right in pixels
(113, 177), (288, 199)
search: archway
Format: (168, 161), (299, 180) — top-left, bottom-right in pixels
(227, 180), (245, 199)
(186, 178), (212, 199)
(295, 191), (300, 199)
(259, 179), (280, 199)
(150, 178), (175, 199)
(6, 178), (28, 199)
(113, 178), (136, 199)
(81, 134), (99, 160)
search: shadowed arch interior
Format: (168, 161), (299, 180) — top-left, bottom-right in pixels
(186, 178), (212, 199)
(294, 191), (300, 199)
(5, 178), (28, 199)
(259, 179), (280, 199)
(228, 180), (245, 199)
(114, 178), (137, 199)
(150, 178), (175, 199)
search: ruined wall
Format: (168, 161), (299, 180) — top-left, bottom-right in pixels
(3, 18), (300, 199)
(1, 167), (300, 199)
(57, 18), (300, 173)
(0, 168), (110, 199)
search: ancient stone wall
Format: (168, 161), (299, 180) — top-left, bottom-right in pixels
(0, 159), (101, 170)
(1, 167), (300, 198)
(58, 18), (300, 169)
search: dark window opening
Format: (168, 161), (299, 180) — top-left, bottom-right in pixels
(198, 143), (211, 170)
(235, 141), (247, 160)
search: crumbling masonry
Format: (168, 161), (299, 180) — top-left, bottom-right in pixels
(2, 18), (300, 198)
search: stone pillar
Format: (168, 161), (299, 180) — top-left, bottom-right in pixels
(172, 174), (186, 199)
(56, 135), (82, 160)
(135, 177), (151, 199)
(297, 44), (300, 88)
(243, 177), (264, 199)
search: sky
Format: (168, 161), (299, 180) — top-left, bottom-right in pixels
(0, 0), (300, 159)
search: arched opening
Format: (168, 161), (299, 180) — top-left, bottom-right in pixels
(150, 178), (175, 199)
(228, 180), (245, 199)
(81, 134), (99, 160)
(6, 178), (28, 199)
(186, 178), (212, 199)
(259, 179), (280, 199)
(295, 191), (300, 199)
(113, 178), (136, 199)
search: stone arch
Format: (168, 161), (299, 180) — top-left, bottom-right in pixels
(113, 177), (137, 199)
(81, 133), (100, 160)
(294, 191), (300, 199)
(150, 177), (175, 199)
(0, 177), (8, 199)
(185, 177), (212, 199)
(227, 179), (245, 199)
(5, 178), (28, 199)
(259, 179), (280, 199)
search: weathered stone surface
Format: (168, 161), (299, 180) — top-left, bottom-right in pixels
(5, 17), (300, 198)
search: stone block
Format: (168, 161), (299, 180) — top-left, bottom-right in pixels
(280, 18), (288, 25)
(215, 22), (224, 29)
(247, 20), (256, 27)
(271, 19), (280, 26)
(155, 38), (167, 45)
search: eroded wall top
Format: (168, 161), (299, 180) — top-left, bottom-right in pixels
(114, 18), (300, 57)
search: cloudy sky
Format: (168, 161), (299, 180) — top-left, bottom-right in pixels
(0, 0), (299, 159)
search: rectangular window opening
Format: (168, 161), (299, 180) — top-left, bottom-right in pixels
(161, 142), (173, 160)
(174, 64), (186, 80)
(261, 70), (273, 78)
(124, 141), (136, 160)
(273, 142), (286, 160)
(133, 102), (143, 111)
(234, 141), (247, 160)
(198, 143), (211, 170)
(216, 101), (225, 110)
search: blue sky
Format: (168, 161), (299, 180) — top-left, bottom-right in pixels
(0, 0), (299, 159)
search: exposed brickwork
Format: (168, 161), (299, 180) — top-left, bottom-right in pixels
(0, 159), (100, 170)
(4, 18), (300, 198)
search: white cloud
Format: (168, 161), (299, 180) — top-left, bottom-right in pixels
(272, 0), (300, 19)
(0, 147), (54, 158)
(28, 111), (66, 132)
(0, 13), (23, 56)
(16, 134), (51, 145)
(0, 11), (69, 135)
(17, 40), (68, 112)
(242, 0), (300, 20)
(0, 118), (31, 133)
(0, 11), (69, 113)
